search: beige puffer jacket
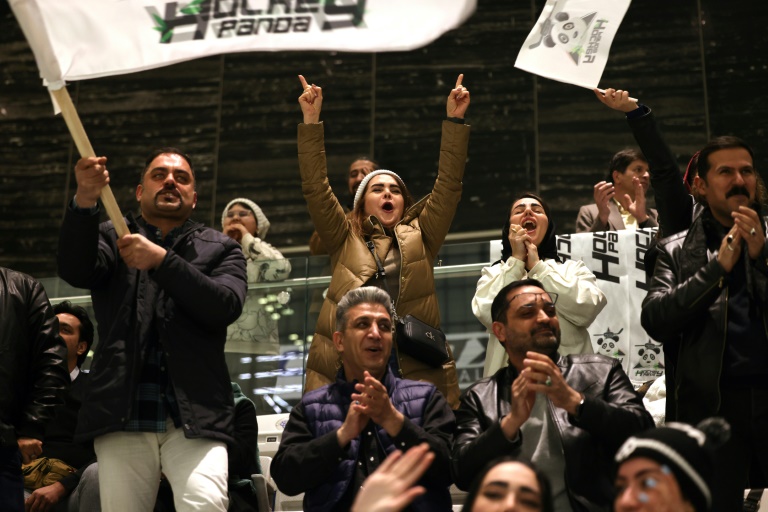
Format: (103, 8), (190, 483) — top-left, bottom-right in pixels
(298, 120), (470, 408)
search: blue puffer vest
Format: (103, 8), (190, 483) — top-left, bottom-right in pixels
(302, 368), (447, 512)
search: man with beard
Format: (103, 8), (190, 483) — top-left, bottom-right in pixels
(452, 279), (653, 511)
(642, 136), (768, 510)
(57, 148), (247, 511)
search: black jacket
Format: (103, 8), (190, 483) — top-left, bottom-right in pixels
(641, 210), (768, 423)
(57, 209), (247, 443)
(0, 267), (69, 447)
(451, 354), (653, 512)
(627, 105), (694, 240)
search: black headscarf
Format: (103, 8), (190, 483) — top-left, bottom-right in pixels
(497, 192), (561, 265)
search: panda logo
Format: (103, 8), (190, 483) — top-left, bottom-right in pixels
(593, 327), (626, 359)
(529, 9), (597, 65)
(544, 14), (588, 49)
(633, 340), (664, 370)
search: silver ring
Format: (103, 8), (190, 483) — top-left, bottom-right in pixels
(751, 228), (757, 236)
(544, 376), (552, 387)
(727, 244), (734, 251)
(354, 400), (360, 405)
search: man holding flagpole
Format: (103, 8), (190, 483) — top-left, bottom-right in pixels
(57, 149), (247, 512)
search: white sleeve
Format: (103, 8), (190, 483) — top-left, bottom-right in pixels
(527, 259), (607, 328)
(471, 256), (528, 331)
(241, 233), (292, 282)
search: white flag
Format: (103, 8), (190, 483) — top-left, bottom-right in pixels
(9, 0), (476, 87)
(514, 0), (631, 89)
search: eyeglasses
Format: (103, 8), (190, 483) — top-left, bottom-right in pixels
(494, 292), (558, 322)
(226, 210), (253, 219)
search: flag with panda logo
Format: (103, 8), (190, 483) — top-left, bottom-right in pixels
(514, 0), (632, 89)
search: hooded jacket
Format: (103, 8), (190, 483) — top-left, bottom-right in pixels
(57, 209), (247, 443)
(298, 120), (469, 408)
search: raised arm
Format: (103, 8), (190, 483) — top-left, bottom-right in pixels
(297, 75), (349, 254)
(596, 87), (693, 237)
(419, 74), (471, 256)
(298, 74), (323, 125)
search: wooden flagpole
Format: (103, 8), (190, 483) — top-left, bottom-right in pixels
(50, 87), (129, 237)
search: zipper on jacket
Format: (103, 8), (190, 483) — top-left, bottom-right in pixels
(545, 398), (573, 507)
(688, 275), (724, 309)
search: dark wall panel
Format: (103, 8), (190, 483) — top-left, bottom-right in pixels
(1, 0), (766, 276)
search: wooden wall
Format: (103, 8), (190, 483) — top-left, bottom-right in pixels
(1, 0), (766, 276)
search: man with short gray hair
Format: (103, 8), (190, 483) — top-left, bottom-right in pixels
(272, 287), (455, 512)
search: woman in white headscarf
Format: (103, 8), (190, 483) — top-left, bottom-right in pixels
(473, 192), (606, 376)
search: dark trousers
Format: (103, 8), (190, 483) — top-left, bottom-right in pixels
(0, 445), (24, 512)
(713, 387), (768, 511)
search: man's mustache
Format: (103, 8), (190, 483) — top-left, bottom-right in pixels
(156, 186), (180, 198)
(726, 186), (750, 199)
(532, 326), (557, 337)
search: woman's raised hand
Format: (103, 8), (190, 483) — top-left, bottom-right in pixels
(298, 74), (323, 124)
(446, 73), (470, 119)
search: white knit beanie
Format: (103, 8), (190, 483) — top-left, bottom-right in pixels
(221, 198), (271, 239)
(352, 170), (405, 210)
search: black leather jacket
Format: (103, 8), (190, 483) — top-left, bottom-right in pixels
(641, 210), (768, 423)
(0, 267), (69, 447)
(451, 354), (653, 512)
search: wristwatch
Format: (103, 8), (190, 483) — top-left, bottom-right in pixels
(574, 396), (586, 420)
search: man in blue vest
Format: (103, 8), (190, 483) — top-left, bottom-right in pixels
(272, 287), (455, 512)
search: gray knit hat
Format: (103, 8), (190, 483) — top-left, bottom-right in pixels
(352, 170), (406, 210)
(221, 198), (271, 239)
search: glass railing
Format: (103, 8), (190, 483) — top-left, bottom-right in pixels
(40, 240), (495, 417)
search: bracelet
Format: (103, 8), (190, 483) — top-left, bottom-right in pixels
(446, 116), (465, 124)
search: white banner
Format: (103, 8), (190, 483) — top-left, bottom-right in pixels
(514, 0), (631, 89)
(555, 229), (663, 385)
(9, 0), (476, 85)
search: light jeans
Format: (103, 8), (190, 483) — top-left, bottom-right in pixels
(94, 420), (228, 512)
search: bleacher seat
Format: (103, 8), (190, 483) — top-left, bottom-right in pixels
(274, 490), (304, 511)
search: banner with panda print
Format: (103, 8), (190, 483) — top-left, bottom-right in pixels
(514, 0), (632, 89)
(555, 228), (663, 385)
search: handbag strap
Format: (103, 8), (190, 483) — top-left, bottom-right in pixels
(365, 240), (399, 322)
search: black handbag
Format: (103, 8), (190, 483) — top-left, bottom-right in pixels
(365, 241), (449, 367)
(396, 314), (450, 367)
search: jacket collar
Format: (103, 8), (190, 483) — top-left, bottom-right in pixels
(335, 366), (396, 395)
(361, 194), (431, 237)
(127, 213), (203, 247)
(501, 352), (563, 384)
